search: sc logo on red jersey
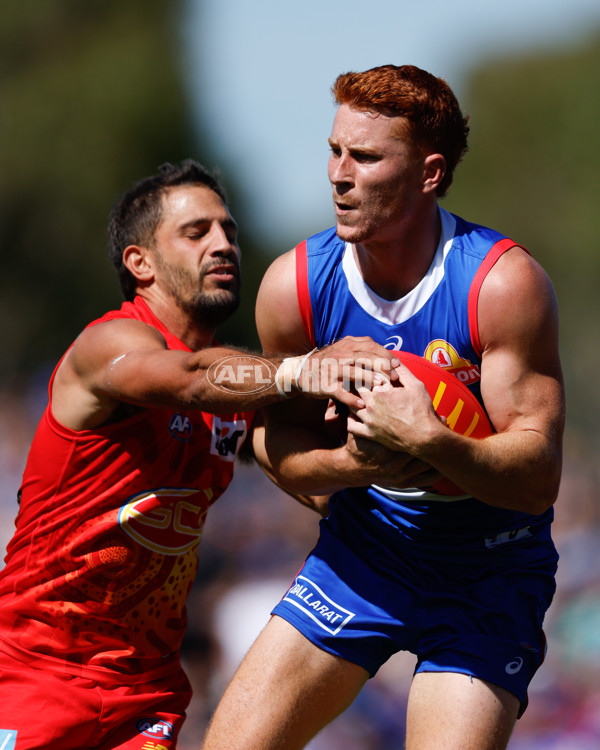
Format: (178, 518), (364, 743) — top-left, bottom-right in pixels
(118, 488), (211, 554)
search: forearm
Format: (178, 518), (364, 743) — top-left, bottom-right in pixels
(262, 462), (332, 515)
(273, 484), (331, 517)
(405, 421), (562, 513)
(182, 347), (290, 411)
(267, 442), (356, 496)
(266, 427), (439, 497)
(251, 421), (331, 515)
(350, 365), (564, 513)
(106, 346), (313, 414)
(177, 340), (396, 413)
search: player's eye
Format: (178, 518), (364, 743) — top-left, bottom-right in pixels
(187, 225), (209, 240)
(353, 152), (379, 163)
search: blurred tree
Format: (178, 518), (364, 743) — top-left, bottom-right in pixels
(444, 32), (600, 449)
(0, 0), (262, 383)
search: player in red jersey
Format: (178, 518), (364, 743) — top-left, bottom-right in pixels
(0, 160), (401, 750)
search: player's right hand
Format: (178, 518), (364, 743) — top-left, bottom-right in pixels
(296, 336), (400, 409)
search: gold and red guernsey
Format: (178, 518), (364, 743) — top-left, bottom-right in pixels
(0, 298), (254, 675)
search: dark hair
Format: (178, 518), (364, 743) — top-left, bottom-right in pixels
(108, 160), (227, 300)
(333, 65), (470, 197)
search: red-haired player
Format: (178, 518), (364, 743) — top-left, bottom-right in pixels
(202, 65), (565, 750)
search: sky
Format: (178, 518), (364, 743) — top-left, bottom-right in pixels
(180, 0), (600, 248)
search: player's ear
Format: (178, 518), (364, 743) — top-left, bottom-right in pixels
(123, 244), (155, 283)
(422, 153), (446, 194)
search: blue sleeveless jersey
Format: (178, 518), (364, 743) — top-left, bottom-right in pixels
(296, 208), (555, 566)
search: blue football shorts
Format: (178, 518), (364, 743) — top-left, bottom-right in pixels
(271, 522), (557, 716)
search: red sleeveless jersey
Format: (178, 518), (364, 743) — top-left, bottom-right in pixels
(0, 297), (253, 675)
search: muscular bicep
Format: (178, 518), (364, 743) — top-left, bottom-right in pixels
(478, 248), (565, 439)
(256, 248), (355, 492)
(52, 319), (197, 429)
(256, 249), (328, 440)
(252, 412), (332, 515)
(256, 249), (313, 356)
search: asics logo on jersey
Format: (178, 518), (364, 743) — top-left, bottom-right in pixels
(505, 657), (524, 675)
(284, 575), (355, 635)
(384, 335), (403, 350)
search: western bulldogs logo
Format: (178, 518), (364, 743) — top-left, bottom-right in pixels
(210, 417), (247, 462)
(424, 339), (481, 384)
(169, 413), (193, 441)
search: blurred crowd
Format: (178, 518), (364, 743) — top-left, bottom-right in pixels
(1, 378), (599, 749)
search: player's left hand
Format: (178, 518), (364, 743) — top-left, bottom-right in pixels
(345, 425), (442, 488)
(348, 363), (444, 452)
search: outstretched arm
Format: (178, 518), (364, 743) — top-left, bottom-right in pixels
(51, 301), (400, 431)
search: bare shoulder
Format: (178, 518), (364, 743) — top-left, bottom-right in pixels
(52, 318), (167, 429)
(477, 245), (564, 435)
(62, 317), (167, 383)
(478, 246), (559, 352)
(256, 248), (311, 354)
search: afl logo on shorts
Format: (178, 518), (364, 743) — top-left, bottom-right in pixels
(118, 488), (211, 554)
(136, 718), (173, 739)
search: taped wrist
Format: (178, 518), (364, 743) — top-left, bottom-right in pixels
(274, 348), (318, 398)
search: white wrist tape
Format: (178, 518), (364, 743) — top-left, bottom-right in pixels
(274, 348), (318, 397)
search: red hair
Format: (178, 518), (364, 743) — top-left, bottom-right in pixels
(332, 65), (469, 197)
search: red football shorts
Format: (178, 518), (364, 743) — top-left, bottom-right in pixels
(0, 639), (192, 749)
